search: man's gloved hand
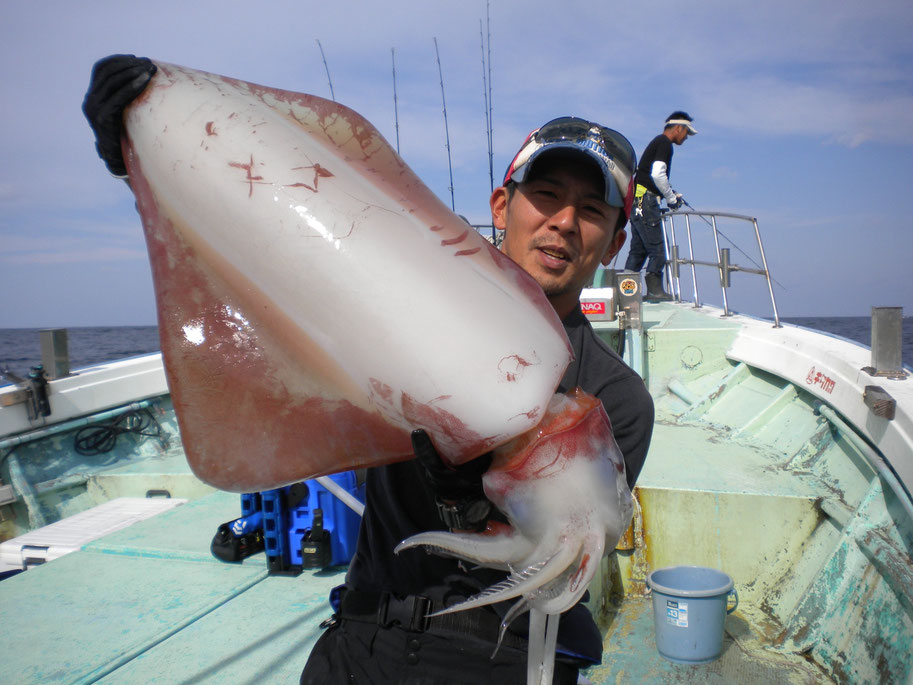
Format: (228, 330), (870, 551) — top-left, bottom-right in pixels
(82, 55), (157, 177)
(412, 429), (492, 531)
(667, 193), (684, 211)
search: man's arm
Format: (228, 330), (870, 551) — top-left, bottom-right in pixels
(648, 138), (682, 208)
(650, 160), (681, 206)
(595, 375), (654, 489)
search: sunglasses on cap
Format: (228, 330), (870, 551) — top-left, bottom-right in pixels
(503, 117), (636, 217)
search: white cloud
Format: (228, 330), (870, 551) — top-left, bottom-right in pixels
(711, 167), (739, 181)
(691, 74), (913, 146)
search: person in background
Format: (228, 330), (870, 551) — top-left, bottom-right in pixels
(624, 111), (697, 301)
(83, 56), (654, 684)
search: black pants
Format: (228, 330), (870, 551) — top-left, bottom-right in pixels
(300, 618), (580, 685)
(624, 191), (666, 275)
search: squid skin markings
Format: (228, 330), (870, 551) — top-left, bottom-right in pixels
(569, 554), (591, 592)
(285, 163), (334, 192)
(228, 154), (266, 197)
(500, 355), (534, 382)
(440, 230), (469, 247)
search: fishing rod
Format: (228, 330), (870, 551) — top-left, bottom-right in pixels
(680, 199), (786, 290)
(433, 37), (456, 212)
(479, 21), (492, 194)
(481, 3), (496, 241)
(315, 39), (336, 102)
(484, 0), (494, 194)
(391, 47), (401, 154)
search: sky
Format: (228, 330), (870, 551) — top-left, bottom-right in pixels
(1, 0), (912, 328)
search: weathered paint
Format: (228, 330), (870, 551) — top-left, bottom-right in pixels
(585, 303), (913, 684)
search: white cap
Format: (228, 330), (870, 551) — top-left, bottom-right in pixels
(666, 118), (698, 135)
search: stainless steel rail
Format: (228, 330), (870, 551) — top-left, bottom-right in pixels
(661, 210), (781, 327)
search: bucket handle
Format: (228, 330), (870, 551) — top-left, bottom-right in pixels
(726, 588), (739, 614)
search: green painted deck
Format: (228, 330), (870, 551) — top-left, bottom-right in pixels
(591, 598), (826, 684)
(1, 492), (343, 684)
(0, 489), (826, 685)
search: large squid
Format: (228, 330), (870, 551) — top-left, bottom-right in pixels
(119, 61), (634, 684)
(398, 389), (633, 682)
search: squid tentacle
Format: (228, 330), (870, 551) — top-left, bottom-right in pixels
(531, 532), (608, 615)
(395, 530), (532, 567)
(491, 596), (531, 658)
(428, 543), (579, 616)
(426, 557), (548, 617)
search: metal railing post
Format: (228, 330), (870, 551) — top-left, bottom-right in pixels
(684, 215), (700, 307)
(666, 215), (680, 300)
(670, 245), (681, 301)
(661, 215), (674, 296)
(752, 217), (780, 327)
(709, 215), (731, 317)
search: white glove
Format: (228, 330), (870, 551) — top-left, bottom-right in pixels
(667, 193), (684, 210)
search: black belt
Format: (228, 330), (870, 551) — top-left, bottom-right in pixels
(338, 590), (528, 649)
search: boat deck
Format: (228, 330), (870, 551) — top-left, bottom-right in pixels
(1, 489), (830, 685)
(2, 302), (909, 683)
(593, 598), (826, 684)
(1, 492), (344, 684)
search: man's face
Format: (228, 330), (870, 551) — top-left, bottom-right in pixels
(491, 151), (624, 318)
(672, 125), (690, 145)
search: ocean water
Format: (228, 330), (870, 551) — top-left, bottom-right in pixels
(0, 317), (911, 380)
(781, 316), (913, 368)
(0, 326), (160, 380)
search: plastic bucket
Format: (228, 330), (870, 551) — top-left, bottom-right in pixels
(646, 566), (738, 664)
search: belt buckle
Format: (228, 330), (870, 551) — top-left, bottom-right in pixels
(377, 593), (431, 632)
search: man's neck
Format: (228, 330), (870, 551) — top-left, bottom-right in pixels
(549, 294), (580, 321)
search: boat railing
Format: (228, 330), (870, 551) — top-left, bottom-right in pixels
(661, 209), (782, 327)
(473, 223), (500, 246)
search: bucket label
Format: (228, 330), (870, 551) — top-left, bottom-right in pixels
(665, 599), (689, 627)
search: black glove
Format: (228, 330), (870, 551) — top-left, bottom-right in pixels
(412, 429), (492, 531)
(82, 55), (157, 177)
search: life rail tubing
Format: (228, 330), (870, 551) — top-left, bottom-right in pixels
(661, 210), (781, 327)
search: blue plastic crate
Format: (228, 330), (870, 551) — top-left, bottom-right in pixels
(288, 472), (364, 567)
(260, 489), (288, 570)
(239, 492), (260, 519)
